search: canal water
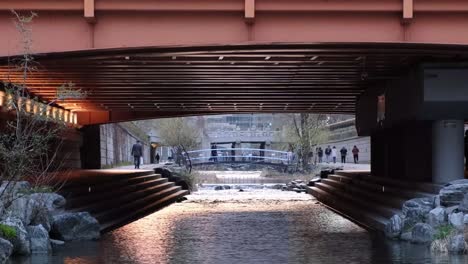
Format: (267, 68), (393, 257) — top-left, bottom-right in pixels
(11, 186), (468, 264)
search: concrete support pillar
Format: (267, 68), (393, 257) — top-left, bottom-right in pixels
(432, 120), (465, 183)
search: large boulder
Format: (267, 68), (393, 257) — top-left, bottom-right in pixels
(51, 212), (100, 241)
(0, 239), (12, 264)
(402, 198), (434, 227)
(411, 223), (434, 244)
(0, 181), (30, 201)
(27, 225), (51, 254)
(439, 184), (468, 207)
(428, 207), (446, 228)
(5, 196), (51, 232)
(449, 212), (465, 231)
(29, 193), (66, 215)
(448, 234), (466, 253)
(385, 214), (403, 239)
(0, 217), (30, 255)
(458, 193), (468, 213)
(0, 238), (13, 264)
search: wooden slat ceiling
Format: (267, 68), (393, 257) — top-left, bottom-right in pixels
(1, 43), (467, 115)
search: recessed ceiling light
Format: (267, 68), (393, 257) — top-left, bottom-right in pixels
(310, 56), (318, 61)
(265, 56), (271, 60)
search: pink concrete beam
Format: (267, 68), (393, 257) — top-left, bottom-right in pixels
(84, 0), (95, 23)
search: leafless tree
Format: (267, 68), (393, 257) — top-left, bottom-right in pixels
(0, 11), (85, 206)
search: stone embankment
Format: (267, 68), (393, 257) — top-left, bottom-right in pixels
(385, 179), (468, 254)
(0, 181), (100, 263)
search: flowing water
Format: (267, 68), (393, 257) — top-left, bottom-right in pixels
(10, 185), (468, 264)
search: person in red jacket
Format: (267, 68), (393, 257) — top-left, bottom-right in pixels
(352, 145), (360, 164)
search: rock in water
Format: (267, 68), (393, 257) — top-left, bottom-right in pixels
(439, 184), (468, 207)
(402, 198), (433, 227)
(0, 217), (30, 255)
(27, 225), (51, 253)
(385, 214), (403, 239)
(51, 212), (100, 241)
(458, 193), (468, 213)
(448, 234), (466, 253)
(50, 239), (65, 251)
(449, 212), (465, 231)
(428, 207), (446, 228)
(411, 223), (434, 244)
(0, 238), (13, 264)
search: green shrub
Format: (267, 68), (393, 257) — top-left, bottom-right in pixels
(19, 185), (53, 194)
(434, 225), (456, 240)
(0, 224), (17, 240)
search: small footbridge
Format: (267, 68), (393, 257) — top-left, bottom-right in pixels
(186, 148), (292, 169)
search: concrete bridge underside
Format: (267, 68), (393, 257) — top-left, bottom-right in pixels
(0, 0), (467, 184)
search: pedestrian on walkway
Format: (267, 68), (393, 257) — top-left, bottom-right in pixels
(155, 152), (160, 164)
(352, 145), (360, 164)
(340, 146), (347, 163)
(331, 146), (337, 164)
(318, 147), (323, 163)
(325, 146), (331, 163)
(131, 140), (143, 169)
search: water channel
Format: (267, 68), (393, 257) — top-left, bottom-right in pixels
(11, 175), (468, 264)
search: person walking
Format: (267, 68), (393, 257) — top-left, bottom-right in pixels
(352, 145), (360, 164)
(325, 146), (331, 163)
(155, 152), (160, 164)
(331, 146), (337, 164)
(340, 146), (347, 164)
(211, 144), (218, 162)
(131, 140), (143, 169)
(318, 147), (323, 163)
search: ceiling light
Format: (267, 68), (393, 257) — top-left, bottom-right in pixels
(310, 56), (318, 61)
(172, 56), (177, 60)
(218, 56), (224, 60)
(265, 56), (271, 60)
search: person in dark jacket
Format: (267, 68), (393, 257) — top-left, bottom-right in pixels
(211, 144), (218, 162)
(131, 140), (143, 169)
(352, 145), (360, 164)
(318, 147), (324, 163)
(340, 147), (347, 164)
(155, 152), (160, 164)
(325, 146), (331, 163)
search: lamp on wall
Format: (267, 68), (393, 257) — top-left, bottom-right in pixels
(0, 91), (5, 107)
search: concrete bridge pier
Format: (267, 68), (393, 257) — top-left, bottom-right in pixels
(357, 63), (468, 184)
(432, 120), (465, 183)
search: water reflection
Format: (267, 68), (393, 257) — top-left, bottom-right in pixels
(9, 187), (468, 264)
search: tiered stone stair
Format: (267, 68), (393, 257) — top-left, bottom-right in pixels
(59, 170), (188, 232)
(306, 171), (441, 232)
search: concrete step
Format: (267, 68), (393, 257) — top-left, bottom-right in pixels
(100, 190), (189, 232)
(61, 173), (162, 197)
(334, 171), (442, 194)
(69, 181), (175, 213)
(94, 185), (182, 224)
(306, 186), (388, 231)
(328, 174), (434, 200)
(65, 177), (168, 208)
(321, 178), (405, 209)
(63, 170), (156, 187)
(314, 182), (400, 219)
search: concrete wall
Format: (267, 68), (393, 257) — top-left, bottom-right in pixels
(317, 136), (371, 164)
(99, 123), (150, 168)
